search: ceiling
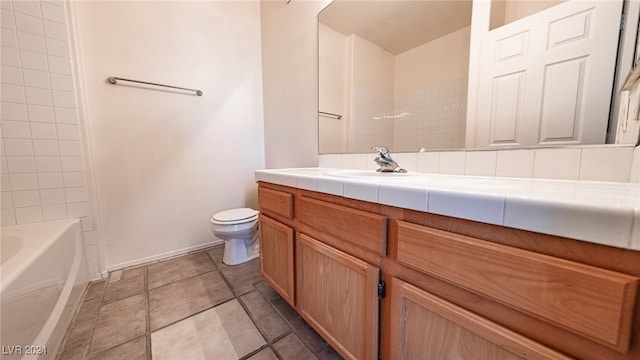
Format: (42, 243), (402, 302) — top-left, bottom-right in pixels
(319, 0), (473, 55)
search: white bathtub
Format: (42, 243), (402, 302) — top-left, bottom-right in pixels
(1, 219), (89, 359)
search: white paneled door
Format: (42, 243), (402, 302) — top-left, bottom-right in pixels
(475, 0), (622, 147)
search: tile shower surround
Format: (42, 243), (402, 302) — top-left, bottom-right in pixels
(56, 246), (343, 360)
(1, 1), (97, 274)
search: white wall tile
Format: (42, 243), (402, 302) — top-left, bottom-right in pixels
(59, 140), (80, 155)
(25, 86), (52, 105)
(52, 89), (74, 107)
(41, 2), (65, 23)
(417, 151), (440, 174)
(1, 27), (19, 48)
(1, 208), (16, 226)
(6, 156), (36, 172)
(630, 146), (640, 183)
(1, 9), (17, 30)
(20, 49), (48, 70)
(22, 68), (50, 88)
(438, 151), (465, 175)
(0, 174), (10, 191)
(9, 173), (38, 190)
(50, 73), (72, 91)
(1, 83), (26, 103)
(12, 189), (40, 207)
(43, 19), (66, 40)
(28, 104), (54, 122)
(465, 151), (497, 176)
(54, 106), (77, 123)
(42, 203), (67, 220)
(1, 65), (23, 85)
(14, 13), (44, 36)
(56, 123), (78, 140)
(17, 31), (45, 53)
(1, 102), (28, 121)
(60, 156), (83, 171)
(533, 148), (581, 180)
(45, 37), (69, 58)
(35, 156), (60, 172)
(12, 1), (41, 18)
(81, 216), (93, 231)
(67, 201), (89, 217)
(40, 188), (65, 205)
(32, 138), (58, 155)
(30, 121), (56, 138)
(47, 55), (70, 74)
(63, 171), (86, 187)
(1, 47), (21, 67)
(1, 120), (31, 138)
(36, 172), (62, 188)
(15, 205), (43, 223)
(4, 138), (33, 155)
(579, 147), (633, 182)
(1, 191), (14, 209)
(65, 187), (88, 203)
(496, 149), (535, 178)
(395, 152), (417, 172)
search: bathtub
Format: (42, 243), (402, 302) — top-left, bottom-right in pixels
(1, 219), (88, 359)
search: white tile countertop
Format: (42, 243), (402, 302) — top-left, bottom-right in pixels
(255, 168), (640, 251)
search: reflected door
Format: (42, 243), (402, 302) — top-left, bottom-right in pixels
(475, 0), (622, 147)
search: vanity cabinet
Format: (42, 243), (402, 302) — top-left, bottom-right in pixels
(297, 233), (379, 360)
(389, 277), (571, 359)
(257, 182), (640, 360)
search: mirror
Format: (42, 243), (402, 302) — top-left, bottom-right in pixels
(318, 0), (639, 154)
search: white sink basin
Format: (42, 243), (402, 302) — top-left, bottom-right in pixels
(324, 170), (423, 181)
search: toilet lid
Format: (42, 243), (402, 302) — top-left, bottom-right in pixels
(212, 208), (259, 224)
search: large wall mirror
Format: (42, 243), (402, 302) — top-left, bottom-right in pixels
(318, 0), (640, 154)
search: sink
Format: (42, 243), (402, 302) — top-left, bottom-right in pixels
(324, 170), (423, 181)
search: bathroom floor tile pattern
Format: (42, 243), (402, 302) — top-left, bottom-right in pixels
(57, 246), (343, 360)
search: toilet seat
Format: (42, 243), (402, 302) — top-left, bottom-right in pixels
(211, 208), (259, 225)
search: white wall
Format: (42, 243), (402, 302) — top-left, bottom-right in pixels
(260, 0), (330, 168)
(1, 0), (98, 276)
(73, 1), (265, 270)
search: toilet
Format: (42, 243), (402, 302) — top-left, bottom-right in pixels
(210, 208), (260, 265)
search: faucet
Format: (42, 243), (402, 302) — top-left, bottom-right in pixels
(371, 146), (407, 173)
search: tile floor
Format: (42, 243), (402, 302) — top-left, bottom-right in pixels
(56, 246), (343, 360)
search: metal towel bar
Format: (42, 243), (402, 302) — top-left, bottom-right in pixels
(107, 77), (203, 96)
(319, 111), (342, 119)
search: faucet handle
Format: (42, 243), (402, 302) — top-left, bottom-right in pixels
(371, 146), (390, 158)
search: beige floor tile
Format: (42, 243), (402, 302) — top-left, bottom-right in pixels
(84, 280), (106, 301)
(207, 246), (226, 269)
(87, 336), (146, 360)
(149, 271), (233, 331)
(247, 347), (279, 360)
(274, 333), (316, 360)
(240, 290), (290, 341)
(88, 294), (146, 356)
(64, 319), (95, 350)
(103, 267), (145, 303)
(219, 259), (262, 296)
(147, 252), (216, 289)
(75, 297), (101, 323)
(151, 299), (265, 360)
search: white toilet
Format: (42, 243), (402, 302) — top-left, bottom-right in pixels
(210, 208), (260, 265)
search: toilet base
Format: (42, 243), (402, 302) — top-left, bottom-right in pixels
(222, 236), (259, 266)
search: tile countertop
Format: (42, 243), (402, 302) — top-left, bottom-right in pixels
(255, 167), (640, 251)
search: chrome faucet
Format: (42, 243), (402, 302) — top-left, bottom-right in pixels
(371, 146), (407, 173)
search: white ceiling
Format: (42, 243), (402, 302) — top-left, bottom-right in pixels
(319, 0), (473, 55)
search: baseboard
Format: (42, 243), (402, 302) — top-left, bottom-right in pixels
(105, 240), (224, 273)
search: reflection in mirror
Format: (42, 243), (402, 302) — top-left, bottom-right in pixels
(318, 0), (637, 154)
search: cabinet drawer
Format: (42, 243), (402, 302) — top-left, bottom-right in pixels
(297, 196), (387, 255)
(395, 220), (638, 353)
(258, 187), (293, 219)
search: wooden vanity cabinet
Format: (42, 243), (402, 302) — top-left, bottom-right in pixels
(257, 182), (640, 360)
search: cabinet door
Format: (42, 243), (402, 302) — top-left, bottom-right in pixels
(259, 214), (295, 306)
(389, 277), (571, 360)
(297, 233), (379, 360)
